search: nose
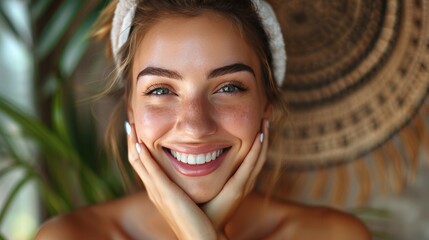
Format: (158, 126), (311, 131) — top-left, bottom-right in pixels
(176, 95), (217, 138)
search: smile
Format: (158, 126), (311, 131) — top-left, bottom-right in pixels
(163, 146), (231, 176)
(169, 149), (224, 165)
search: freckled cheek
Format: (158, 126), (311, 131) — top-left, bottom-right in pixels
(133, 105), (176, 146)
(215, 104), (262, 144)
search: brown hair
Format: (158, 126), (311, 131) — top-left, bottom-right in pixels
(94, 0), (288, 195)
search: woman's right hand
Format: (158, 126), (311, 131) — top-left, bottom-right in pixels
(201, 120), (269, 232)
(125, 122), (219, 240)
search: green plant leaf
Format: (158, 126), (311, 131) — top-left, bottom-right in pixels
(0, 172), (34, 225)
(0, 2), (20, 41)
(52, 89), (73, 146)
(35, 0), (84, 59)
(37, 179), (72, 214)
(1, 97), (117, 201)
(57, 0), (110, 78)
(30, 0), (53, 22)
(0, 124), (31, 167)
(59, 11), (98, 78)
(0, 135), (23, 167)
(0, 96), (78, 162)
(0, 163), (20, 181)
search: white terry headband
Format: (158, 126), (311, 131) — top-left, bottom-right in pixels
(111, 0), (286, 86)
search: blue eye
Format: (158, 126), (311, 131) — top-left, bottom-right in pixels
(217, 83), (246, 93)
(146, 87), (172, 95)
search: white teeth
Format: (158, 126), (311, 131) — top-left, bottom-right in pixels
(188, 155), (196, 164)
(196, 154), (205, 164)
(205, 153), (212, 163)
(180, 153), (187, 163)
(170, 149), (224, 165)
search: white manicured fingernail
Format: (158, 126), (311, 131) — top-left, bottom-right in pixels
(125, 121), (131, 135)
(136, 143), (142, 154)
(260, 133), (264, 143)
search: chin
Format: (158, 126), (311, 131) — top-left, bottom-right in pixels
(182, 182), (222, 204)
(192, 195), (213, 204)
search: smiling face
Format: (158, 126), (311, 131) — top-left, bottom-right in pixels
(129, 12), (271, 203)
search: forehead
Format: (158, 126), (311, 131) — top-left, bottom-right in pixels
(132, 12), (259, 76)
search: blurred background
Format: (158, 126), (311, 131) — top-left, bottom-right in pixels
(0, 0), (428, 239)
(0, 0), (125, 239)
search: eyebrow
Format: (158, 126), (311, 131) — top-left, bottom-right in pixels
(136, 63), (255, 81)
(137, 67), (182, 80)
(208, 63), (255, 79)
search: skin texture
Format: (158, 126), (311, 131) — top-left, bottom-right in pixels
(129, 12), (270, 204)
(35, 12), (372, 240)
(35, 192), (371, 240)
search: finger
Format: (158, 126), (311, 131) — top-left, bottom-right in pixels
(125, 121), (150, 184)
(203, 120), (269, 226)
(131, 126), (177, 193)
(125, 125), (211, 238)
(134, 139), (166, 183)
(202, 130), (263, 228)
(126, 121), (164, 182)
(136, 143), (162, 177)
(248, 119), (270, 183)
(127, 122), (167, 202)
(227, 120), (268, 188)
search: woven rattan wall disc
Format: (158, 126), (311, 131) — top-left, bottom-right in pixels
(267, 0), (429, 167)
(260, 0), (429, 206)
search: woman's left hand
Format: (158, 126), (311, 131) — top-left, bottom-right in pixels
(201, 119), (270, 233)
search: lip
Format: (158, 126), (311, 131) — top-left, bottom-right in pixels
(163, 146), (230, 177)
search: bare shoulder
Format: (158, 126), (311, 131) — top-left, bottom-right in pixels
(34, 195), (139, 240)
(271, 198), (372, 240)
(229, 193), (369, 239)
(35, 206), (105, 240)
(34, 192), (172, 240)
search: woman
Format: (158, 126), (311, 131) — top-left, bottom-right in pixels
(36, 0), (371, 239)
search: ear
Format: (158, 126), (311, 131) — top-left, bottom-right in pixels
(263, 102), (273, 119)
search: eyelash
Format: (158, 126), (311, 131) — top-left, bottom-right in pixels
(143, 84), (173, 96)
(217, 81), (247, 94)
(142, 81), (247, 96)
